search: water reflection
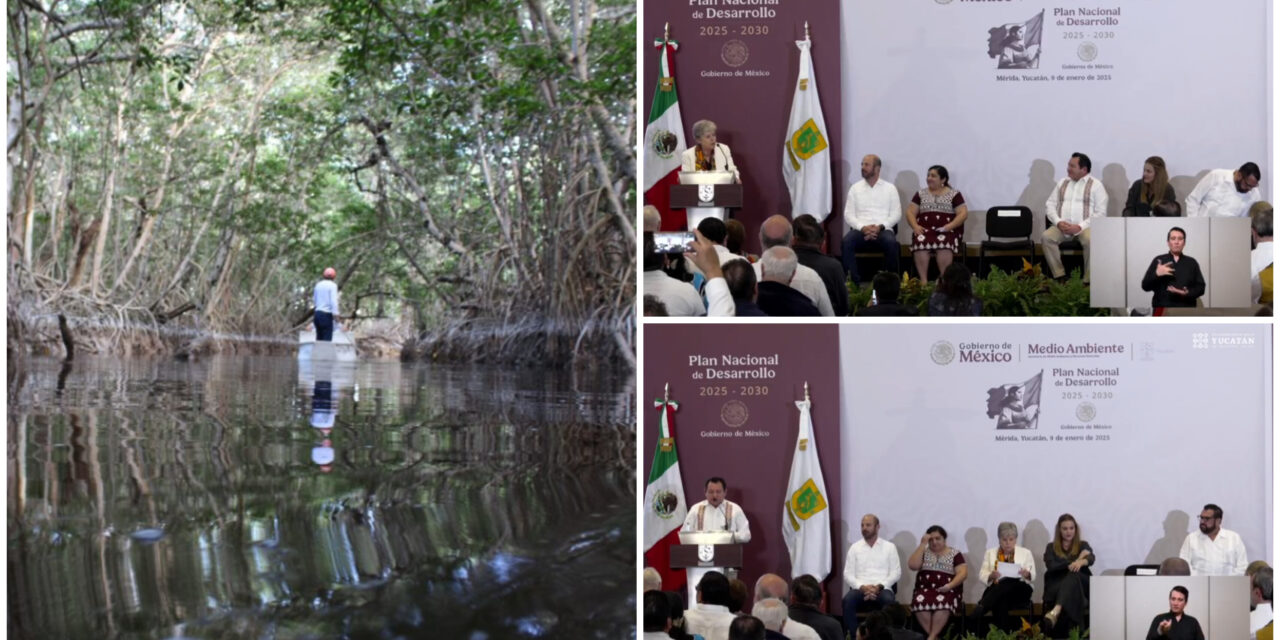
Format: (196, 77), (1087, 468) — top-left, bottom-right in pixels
(8, 356), (635, 639)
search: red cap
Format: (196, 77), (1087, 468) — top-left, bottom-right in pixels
(323, 267), (336, 279)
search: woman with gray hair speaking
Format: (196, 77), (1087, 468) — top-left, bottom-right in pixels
(681, 120), (740, 183)
(971, 521), (1036, 632)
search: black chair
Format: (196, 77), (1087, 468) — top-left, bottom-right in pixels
(1123, 564), (1161, 576)
(979, 206), (1034, 277)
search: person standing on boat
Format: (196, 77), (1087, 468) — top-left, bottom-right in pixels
(313, 267), (341, 341)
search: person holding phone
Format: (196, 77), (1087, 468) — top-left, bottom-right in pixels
(1141, 225), (1205, 309)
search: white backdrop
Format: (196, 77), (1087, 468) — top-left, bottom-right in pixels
(837, 324), (1272, 603)
(840, 0), (1271, 244)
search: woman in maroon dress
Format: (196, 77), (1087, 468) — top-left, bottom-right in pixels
(906, 165), (968, 283)
(908, 525), (967, 640)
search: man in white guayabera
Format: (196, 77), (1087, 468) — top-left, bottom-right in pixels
(682, 476), (752, 543)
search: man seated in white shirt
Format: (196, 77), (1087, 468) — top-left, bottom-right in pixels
(1185, 162), (1262, 217)
(754, 215), (835, 316)
(1179, 503), (1247, 575)
(1044, 152), (1108, 284)
(841, 155), (903, 285)
(1251, 567), (1273, 640)
(842, 514), (902, 630)
(683, 476), (752, 543)
(685, 570), (740, 640)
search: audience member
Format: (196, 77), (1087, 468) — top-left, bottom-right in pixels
(1251, 567), (1273, 640)
(758, 246), (821, 316)
(1250, 201), (1273, 305)
(1044, 152), (1106, 283)
(1124, 156), (1177, 217)
(928, 263), (981, 316)
(726, 219), (748, 258)
(684, 230), (735, 317)
(1185, 161), (1262, 217)
(1179, 503), (1247, 575)
(755, 597), (798, 640)
(644, 567), (663, 593)
(755, 574), (820, 640)
(857, 271), (918, 316)
(644, 590), (674, 640)
(842, 514), (901, 630)
(789, 575), (843, 640)
(730, 578), (749, 614)
(685, 571), (739, 640)
(724, 259), (767, 316)
(643, 295), (669, 317)
(644, 205), (663, 232)
(842, 154), (903, 284)
(756, 215), (835, 315)
(972, 521), (1036, 632)
(793, 214), (850, 316)
(729, 615), (767, 640)
(644, 232), (705, 316)
(1152, 200), (1182, 218)
(1158, 557), (1191, 576)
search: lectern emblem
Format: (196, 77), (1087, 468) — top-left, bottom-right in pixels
(698, 544), (715, 563)
(698, 184), (715, 204)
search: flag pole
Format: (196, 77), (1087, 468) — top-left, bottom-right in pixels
(664, 22), (670, 43)
(804, 20), (810, 42)
(803, 381), (809, 402)
(664, 382), (670, 404)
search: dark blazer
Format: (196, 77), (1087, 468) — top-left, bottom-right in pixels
(794, 246), (850, 316)
(758, 281), (821, 316)
(734, 300), (769, 316)
(1141, 253), (1205, 307)
(788, 604), (844, 640)
(1124, 180), (1178, 217)
(856, 301), (919, 316)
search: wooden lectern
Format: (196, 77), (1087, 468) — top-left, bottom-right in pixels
(672, 172), (743, 231)
(672, 531), (743, 609)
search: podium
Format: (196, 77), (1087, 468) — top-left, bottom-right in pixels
(672, 531), (743, 609)
(673, 171), (742, 231)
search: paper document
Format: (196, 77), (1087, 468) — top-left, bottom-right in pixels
(997, 561), (1022, 579)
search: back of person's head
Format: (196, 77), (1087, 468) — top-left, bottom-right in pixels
(1247, 560), (1272, 577)
(1250, 201), (1274, 237)
(759, 214), (794, 249)
(724, 259), (757, 302)
(752, 598), (789, 632)
(725, 219), (747, 255)
(643, 295), (668, 317)
(643, 567), (662, 592)
(698, 217), (729, 244)
(1240, 162), (1262, 182)
(643, 205), (662, 232)
(792, 214), (825, 247)
(697, 571), (732, 607)
(760, 246), (798, 284)
(871, 271), (901, 304)
(729, 578), (749, 613)
(790, 575), (823, 607)
(664, 590), (687, 624)
(1152, 200), (1182, 217)
(728, 615), (766, 640)
(753, 573), (788, 602)
(644, 590), (672, 632)
(938, 262), (974, 300)
(643, 232), (663, 271)
(885, 603), (910, 627)
(1253, 567), (1273, 602)
(1158, 557), (1191, 576)
(856, 610), (891, 640)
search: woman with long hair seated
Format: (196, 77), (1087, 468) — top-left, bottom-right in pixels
(1042, 513), (1095, 632)
(1124, 156), (1177, 217)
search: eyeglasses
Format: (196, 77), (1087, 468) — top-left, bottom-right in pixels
(1198, 515), (1218, 521)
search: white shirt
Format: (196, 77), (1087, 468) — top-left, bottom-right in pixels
(1045, 175), (1108, 231)
(843, 178), (903, 232)
(843, 537), (902, 591)
(1179, 527), (1247, 575)
(682, 499), (751, 543)
(642, 632), (673, 640)
(752, 262), (835, 316)
(684, 603), (737, 640)
(313, 279), (340, 314)
(643, 270), (706, 317)
(685, 244), (747, 278)
(1250, 602), (1272, 639)
(704, 277), (735, 317)
(978, 546), (1037, 585)
(779, 618), (821, 640)
(1251, 241), (1272, 304)
(1185, 169), (1261, 217)
(681, 144), (741, 183)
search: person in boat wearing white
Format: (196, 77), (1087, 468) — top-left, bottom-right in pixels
(682, 476), (751, 543)
(313, 267), (341, 341)
(681, 119), (741, 183)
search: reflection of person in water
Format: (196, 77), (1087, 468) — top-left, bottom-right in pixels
(311, 380), (336, 472)
(998, 25), (1040, 69)
(989, 385), (1039, 429)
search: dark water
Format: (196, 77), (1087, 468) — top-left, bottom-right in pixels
(7, 356), (636, 639)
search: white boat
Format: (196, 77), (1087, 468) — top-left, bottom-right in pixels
(297, 328), (358, 363)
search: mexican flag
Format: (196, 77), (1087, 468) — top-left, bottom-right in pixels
(643, 397), (688, 591)
(643, 37), (688, 231)
(782, 34), (832, 222)
(782, 397), (831, 580)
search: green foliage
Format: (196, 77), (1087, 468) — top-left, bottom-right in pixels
(845, 266), (1109, 316)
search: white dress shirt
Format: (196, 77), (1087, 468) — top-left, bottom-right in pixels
(1179, 527), (1247, 575)
(843, 537), (902, 590)
(752, 262), (835, 316)
(978, 546), (1037, 585)
(684, 603), (737, 640)
(1251, 242), (1272, 304)
(843, 179), (903, 233)
(1045, 175), (1108, 231)
(313, 279), (340, 314)
(682, 499), (752, 543)
(780, 618), (821, 640)
(643, 270), (706, 317)
(704, 277), (735, 317)
(1185, 169), (1262, 217)
(1250, 601), (1272, 639)
(681, 144), (741, 183)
